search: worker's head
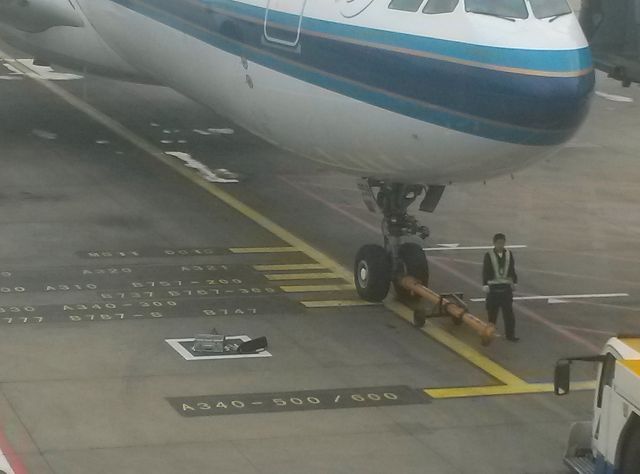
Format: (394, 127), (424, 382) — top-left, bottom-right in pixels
(493, 233), (506, 251)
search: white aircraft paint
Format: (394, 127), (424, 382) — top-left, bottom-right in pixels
(0, 0), (594, 183)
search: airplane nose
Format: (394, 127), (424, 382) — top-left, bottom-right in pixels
(471, 45), (595, 145)
(492, 65), (595, 145)
(414, 47), (595, 146)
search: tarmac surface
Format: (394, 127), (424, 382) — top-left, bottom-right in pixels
(0, 40), (639, 473)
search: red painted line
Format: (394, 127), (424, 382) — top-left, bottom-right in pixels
(0, 426), (28, 474)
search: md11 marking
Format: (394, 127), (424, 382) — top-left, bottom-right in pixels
(78, 247), (229, 258)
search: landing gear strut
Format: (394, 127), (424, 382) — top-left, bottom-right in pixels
(354, 179), (444, 302)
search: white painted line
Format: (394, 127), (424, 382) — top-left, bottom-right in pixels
(425, 244), (527, 251)
(207, 128), (234, 135)
(0, 450), (14, 474)
(595, 91), (634, 103)
(3, 58), (82, 80)
(32, 129), (57, 140)
(547, 298), (568, 304)
(165, 151), (239, 183)
(556, 324), (616, 336)
(166, 336), (272, 360)
(471, 293), (630, 303)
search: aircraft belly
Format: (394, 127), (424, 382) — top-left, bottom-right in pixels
(78, 0), (554, 183)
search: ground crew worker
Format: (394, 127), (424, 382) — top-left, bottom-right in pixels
(482, 233), (519, 342)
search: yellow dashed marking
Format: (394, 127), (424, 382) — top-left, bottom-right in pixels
(280, 284), (355, 293)
(254, 264), (327, 271)
(229, 246), (300, 254)
(264, 272), (341, 281)
(301, 300), (380, 308)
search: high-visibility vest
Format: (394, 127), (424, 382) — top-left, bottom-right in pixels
(488, 250), (513, 285)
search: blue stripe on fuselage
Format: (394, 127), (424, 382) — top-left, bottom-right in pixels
(108, 0), (594, 145)
(203, 0), (592, 74)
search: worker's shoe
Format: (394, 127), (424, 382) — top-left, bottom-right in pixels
(506, 336), (520, 342)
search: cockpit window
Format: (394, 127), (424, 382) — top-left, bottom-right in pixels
(465, 0), (528, 19)
(529, 0), (572, 19)
(423, 0), (459, 14)
(388, 0), (424, 12)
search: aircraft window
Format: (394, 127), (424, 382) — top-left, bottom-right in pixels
(423, 0), (459, 14)
(465, 0), (528, 19)
(388, 0), (424, 12)
(529, 0), (572, 20)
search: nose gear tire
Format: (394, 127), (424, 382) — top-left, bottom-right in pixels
(354, 244), (392, 302)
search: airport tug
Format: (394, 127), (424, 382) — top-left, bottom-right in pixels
(555, 336), (640, 473)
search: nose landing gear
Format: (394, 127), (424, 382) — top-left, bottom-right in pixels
(354, 179), (444, 303)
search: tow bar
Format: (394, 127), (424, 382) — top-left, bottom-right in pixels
(399, 276), (496, 346)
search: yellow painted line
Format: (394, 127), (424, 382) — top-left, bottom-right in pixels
(11, 52), (526, 390)
(264, 272), (341, 281)
(620, 338), (640, 355)
(620, 359), (640, 376)
(229, 246), (300, 254)
(254, 264), (327, 271)
(280, 284), (355, 293)
(301, 300), (380, 308)
(425, 380), (597, 399)
(385, 300), (526, 386)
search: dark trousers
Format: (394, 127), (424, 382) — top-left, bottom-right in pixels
(486, 289), (516, 338)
